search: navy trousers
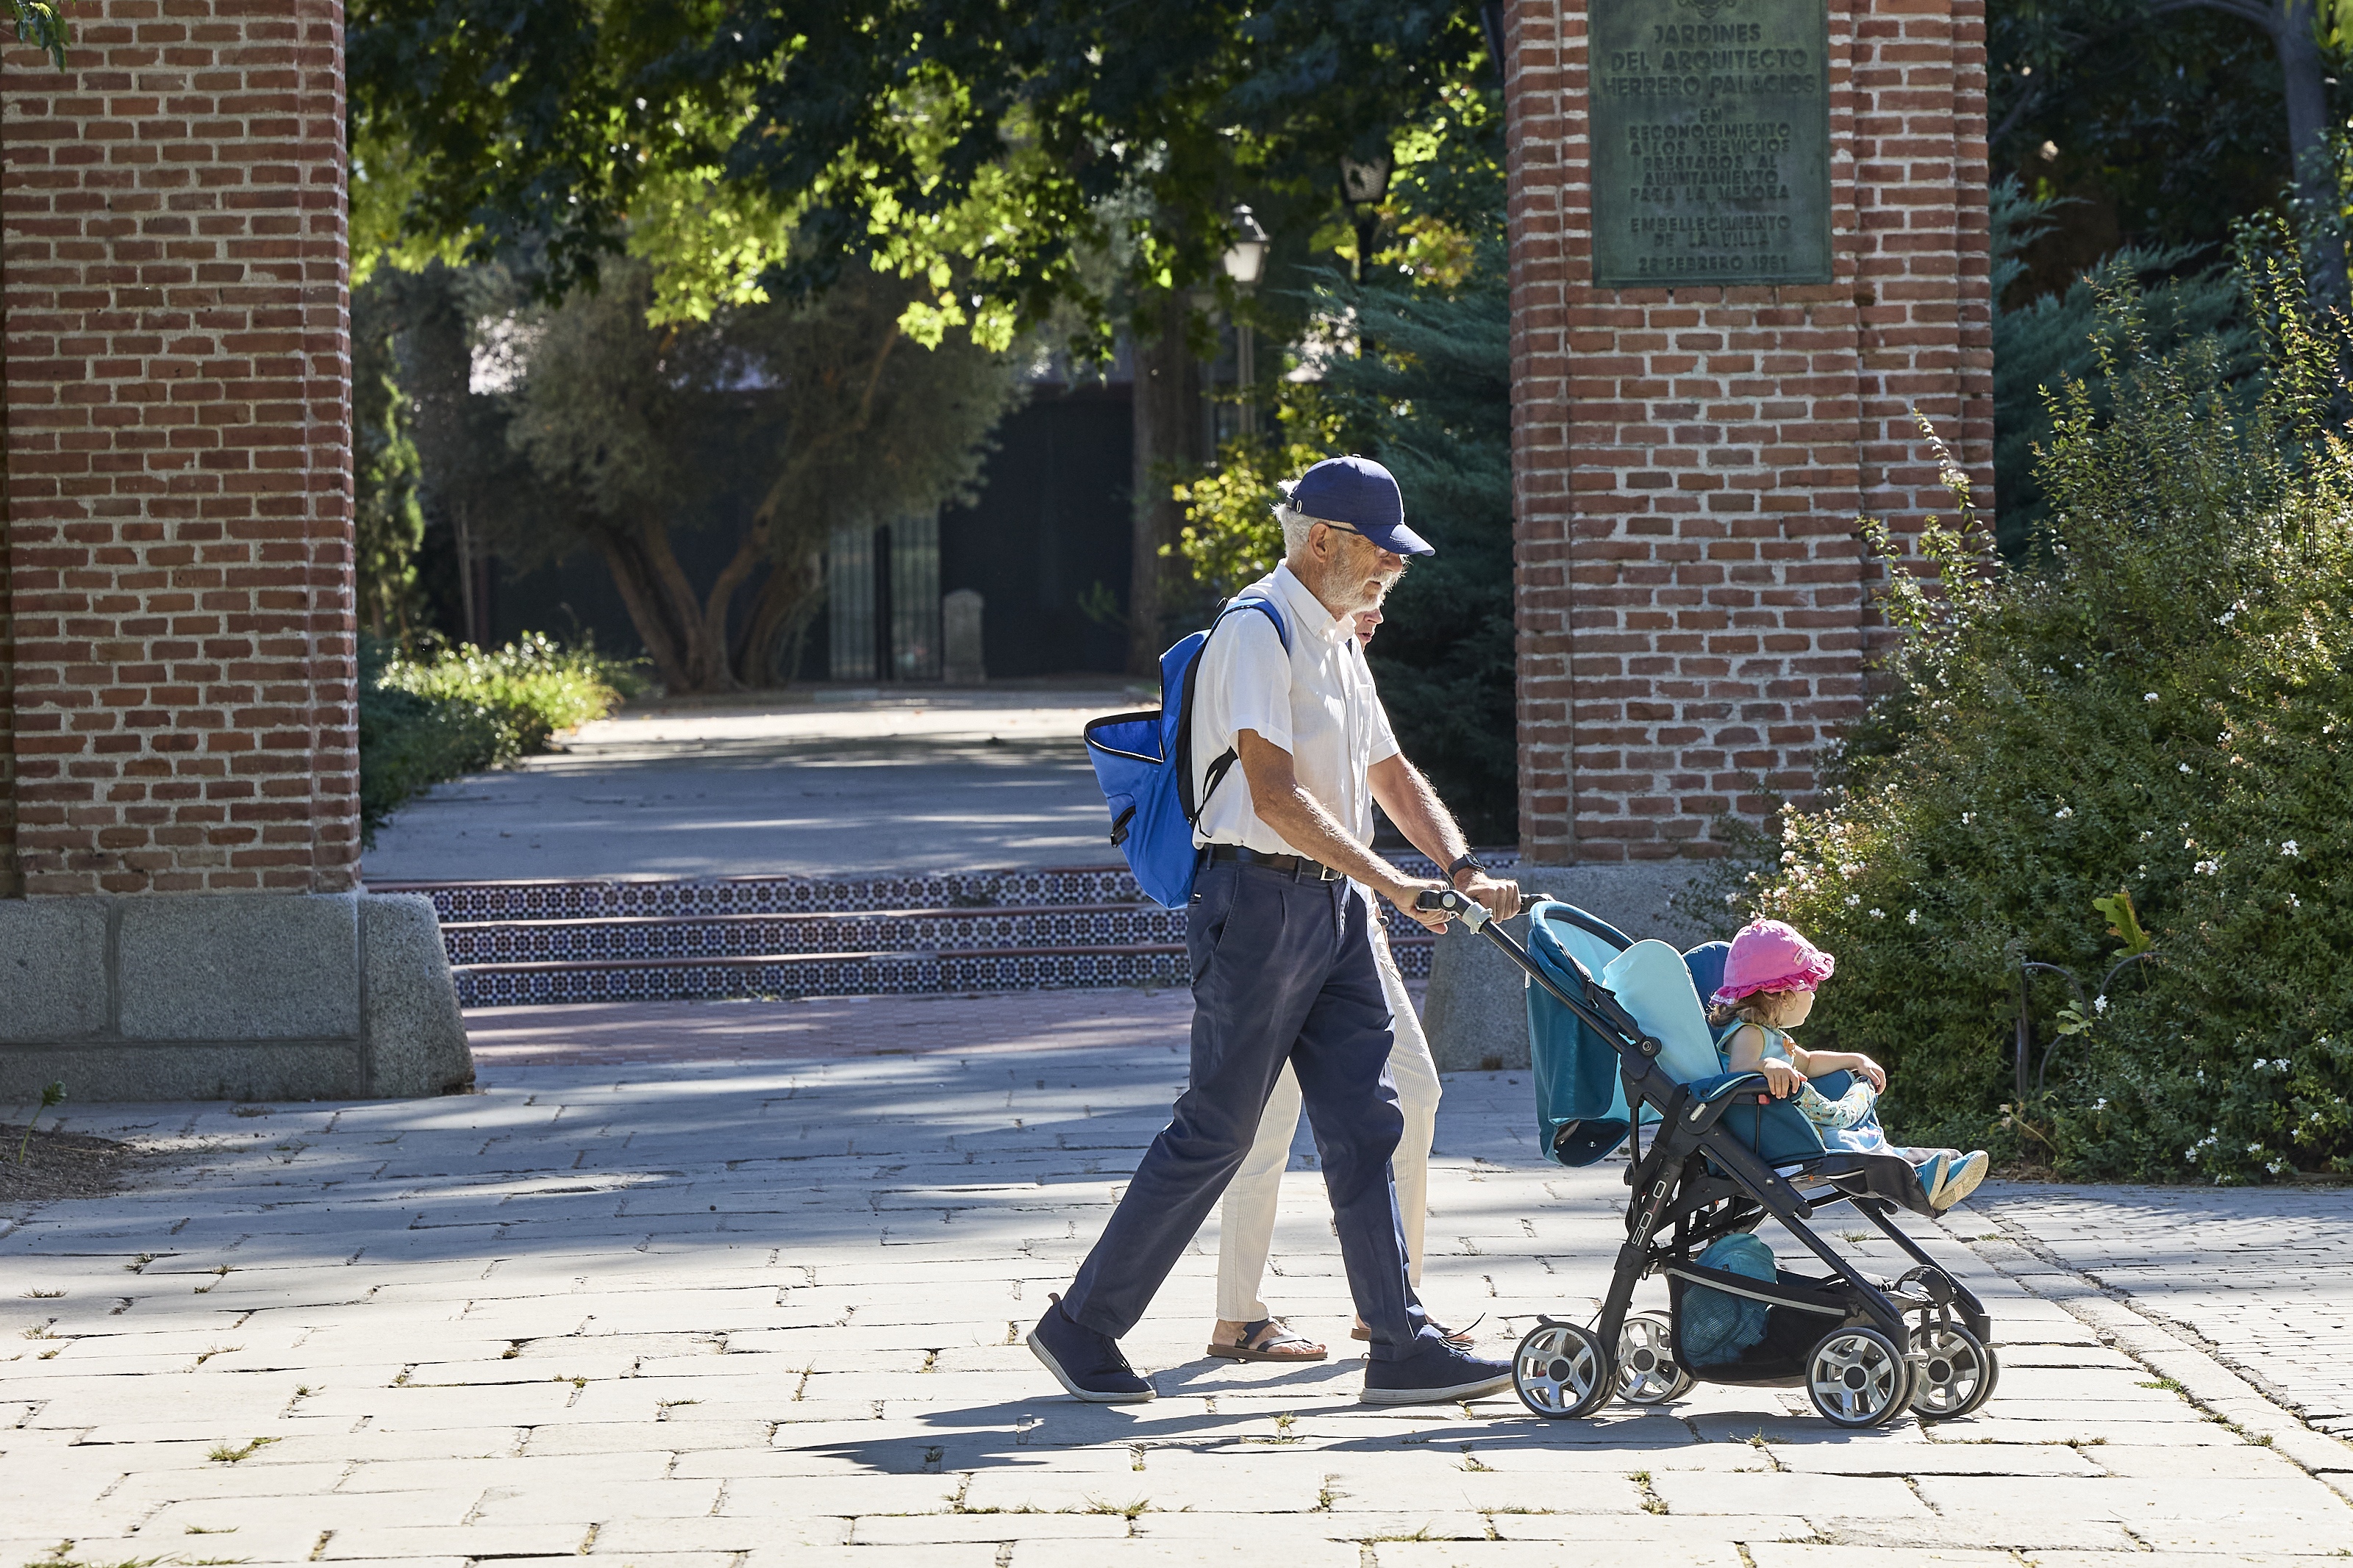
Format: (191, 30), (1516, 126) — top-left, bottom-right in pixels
(1060, 859), (1432, 1360)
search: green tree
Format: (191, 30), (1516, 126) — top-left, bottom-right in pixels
(1174, 74), (1516, 840)
(490, 257), (1024, 692)
(352, 276), (429, 642)
(346, 0), (1485, 669)
(1990, 176), (2244, 548)
(1990, 0), (2346, 298)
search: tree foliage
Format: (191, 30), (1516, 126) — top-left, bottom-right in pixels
(441, 257), (1025, 693)
(1990, 176), (2244, 548)
(1698, 259), (2353, 1183)
(352, 278), (430, 642)
(346, 0), (1480, 338)
(5, 1), (70, 68)
(1172, 76), (1515, 842)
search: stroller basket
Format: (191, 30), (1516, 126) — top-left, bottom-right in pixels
(1410, 888), (2002, 1429)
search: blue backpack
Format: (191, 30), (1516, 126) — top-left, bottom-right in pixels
(1083, 596), (1290, 909)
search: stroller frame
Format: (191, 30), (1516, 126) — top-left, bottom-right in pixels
(1416, 889), (1997, 1428)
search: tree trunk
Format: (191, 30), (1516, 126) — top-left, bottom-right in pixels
(1128, 299), (1201, 674)
(633, 523), (740, 692)
(730, 551), (826, 686)
(593, 532), (698, 693)
(2268, 1), (2346, 301)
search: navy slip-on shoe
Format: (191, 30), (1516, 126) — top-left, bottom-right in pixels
(1027, 1301), (1155, 1403)
(1359, 1334), (1514, 1406)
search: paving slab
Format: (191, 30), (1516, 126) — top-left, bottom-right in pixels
(360, 690), (1136, 881)
(6, 989), (2352, 1565)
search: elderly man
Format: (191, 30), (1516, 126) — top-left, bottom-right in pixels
(1028, 455), (1523, 1404)
(1205, 596), (1464, 1363)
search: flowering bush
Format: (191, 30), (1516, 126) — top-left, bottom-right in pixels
(1699, 263), (2353, 1183)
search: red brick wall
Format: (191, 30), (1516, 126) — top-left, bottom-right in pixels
(1, 0), (355, 897)
(1507, 0), (1993, 863)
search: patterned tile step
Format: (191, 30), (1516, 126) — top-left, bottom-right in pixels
(451, 932), (1435, 1006)
(440, 903), (1189, 965)
(453, 947), (1190, 1008)
(379, 866), (1154, 924)
(380, 852), (1521, 925)
(416, 856), (1485, 1005)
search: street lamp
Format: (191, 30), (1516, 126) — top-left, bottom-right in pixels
(1339, 148), (1392, 286)
(1221, 204), (1270, 439)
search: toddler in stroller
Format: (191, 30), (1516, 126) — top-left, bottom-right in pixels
(1708, 918), (1990, 1214)
(1410, 887), (2002, 1430)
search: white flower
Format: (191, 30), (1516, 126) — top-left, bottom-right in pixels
(2145, 692), (2161, 703)
(1724, 890), (1740, 904)
(2193, 859), (2221, 876)
(2288, 893), (2302, 909)
(1906, 909), (1920, 926)
(2281, 840), (2299, 857)
(2247, 1143), (2263, 1156)
(1843, 893), (1862, 907)
(1868, 908), (1885, 920)
(2179, 762), (2194, 773)
(2093, 995), (2109, 1014)
(2217, 609), (2236, 626)
(1961, 812), (1976, 825)
(2093, 1098), (2108, 1111)
(2054, 806), (2074, 820)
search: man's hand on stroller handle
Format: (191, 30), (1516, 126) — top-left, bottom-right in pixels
(1395, 878), (1456, 931)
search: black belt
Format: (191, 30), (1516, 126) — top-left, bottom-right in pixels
(1200, 844), (1342, 882)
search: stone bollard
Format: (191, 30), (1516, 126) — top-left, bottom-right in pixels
(943, 589), (985, 684)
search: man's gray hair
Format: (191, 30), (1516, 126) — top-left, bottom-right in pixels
(1274, 501), (1318, 557)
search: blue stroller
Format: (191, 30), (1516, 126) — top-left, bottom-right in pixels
(1415, 889), (1999, 1428)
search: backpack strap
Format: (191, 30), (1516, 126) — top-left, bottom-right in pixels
(1179, 595), (1290, 828)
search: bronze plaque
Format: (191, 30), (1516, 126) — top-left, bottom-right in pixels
(1589, 0), (1832, 287)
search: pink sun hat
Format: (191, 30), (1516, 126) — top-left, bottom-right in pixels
(1711, 919), (1836, 1004)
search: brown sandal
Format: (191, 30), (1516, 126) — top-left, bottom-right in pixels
(1207, 1317), (1329, 1361)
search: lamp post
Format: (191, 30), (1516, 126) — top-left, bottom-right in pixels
(1221, 203), (1270, 440)
(1339, 148), (1392, 287)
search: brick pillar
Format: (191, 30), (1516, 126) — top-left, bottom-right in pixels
(1505, 0), (1993, 864)
(1, 0), (358, 898)
(0, 4), (468, 1103)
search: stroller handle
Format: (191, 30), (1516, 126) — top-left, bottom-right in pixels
(1415, 888), (1667, 1064)
(1414, 887), (1491, 931)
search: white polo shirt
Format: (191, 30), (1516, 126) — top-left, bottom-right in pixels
(1190, 562), (1399, 856)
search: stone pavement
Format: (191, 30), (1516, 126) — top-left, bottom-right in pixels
(1965, 1186), (2353, 1440)
(6, 992), (2352, 1567)
(360, 690), (1137, 883)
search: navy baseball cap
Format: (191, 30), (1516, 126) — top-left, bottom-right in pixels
(1283, 455), (1434, 556)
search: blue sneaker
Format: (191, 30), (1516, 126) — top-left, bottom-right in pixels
(1360, 1333), (1514, 1406)
(1028, 1300), (1155, 1403)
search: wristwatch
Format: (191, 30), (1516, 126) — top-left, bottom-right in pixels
(1446, 853), (1488, 884)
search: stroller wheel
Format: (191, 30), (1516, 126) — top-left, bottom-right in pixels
(1512, 1321), (1612, 1420)
(1804, 1326), (1913, 1428)
(1613, 1312), (1693, 1406)
(1909, 1322), (1999, 1420)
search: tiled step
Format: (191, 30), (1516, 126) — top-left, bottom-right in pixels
(379, 853), (1513, 1007)
(454, 946), (1194, 1008)
(439, 903), (1189, 965)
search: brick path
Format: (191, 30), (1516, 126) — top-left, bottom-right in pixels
(5, 991), (2350, 1565)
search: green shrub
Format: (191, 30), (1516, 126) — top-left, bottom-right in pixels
(1698, 259), (2353, 1184)
(357, 634), (641, 846)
